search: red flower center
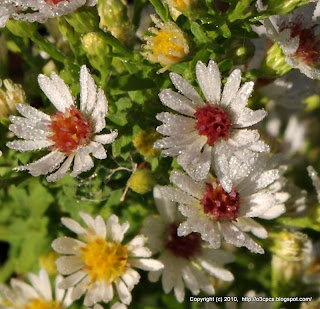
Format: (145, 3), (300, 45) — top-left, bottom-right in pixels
(45, 0), (69, 5)
(194, 103), (231, 146)
(200, 181), (240, 221)
(165, 223), (202, 259)
(49, 106), (92, 155)
(279, 17), (320, 66)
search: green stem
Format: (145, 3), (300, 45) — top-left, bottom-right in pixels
(97, 29), (133, 59)
(30, 32), (66, 63)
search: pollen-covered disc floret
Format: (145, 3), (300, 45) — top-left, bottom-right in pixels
(141, 186), (234, 302)
(159, 153), (287, 254)
(201, 181), (240, 221)
(141, 15), (189, 73)
(6, 65), (118, 182)
(0, 269), (73, 309)
(51, 212), (163, 307)
(154, 60), (269, 182)
(260, 0), (320, 79)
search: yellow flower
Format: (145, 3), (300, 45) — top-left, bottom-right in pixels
(141, 15), (189, 73)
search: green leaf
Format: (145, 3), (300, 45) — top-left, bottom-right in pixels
(190, 22), (209, 43)
(149, 0), (170, 22)
(112, 134), (132, 159)
(228, 0), (254, 22)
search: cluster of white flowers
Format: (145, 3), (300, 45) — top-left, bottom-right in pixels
(2, 0), (320, 307)
(154, 60), (286, 255)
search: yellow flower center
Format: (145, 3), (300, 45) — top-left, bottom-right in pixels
(80, 237), (128, 283)
(153, 30), (185, 63)
(24, 299), (62, 309)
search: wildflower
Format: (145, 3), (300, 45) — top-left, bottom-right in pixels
(0, 269), (73, 308)
(260, 0), (320, 79)
(142, 186), (234, 302)
(0, 78), (27, 120)
(7, 65), (118, 182)
(141, 15), (189, 73)
(51, 212), (163, 307)
(133, 129), (161, 157)
(154, 60), (268, 182)
(1, 0), (97, 26)
(159, 154), (286, 254)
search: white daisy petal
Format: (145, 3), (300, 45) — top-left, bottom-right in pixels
(56, 256), (84, 275)
(51, 237), (85, 254)
(38, 73), (74, 112)
(14, 151), (65, 176)
(220, 69), (242, 107)
(169, 72), (204, 105)
(91, 87), (107, 133)
(115, 280), (131, 305)
(71, 150), (94, 177)
(15, 103), (50, 121)
(170, 171), (204, 199)
(61, 217), (88, 235)
(130, 258), (164, 271)
(80, 65), (97, 114)
(46, 154), (74, 182)
(159, 186), (199, 205)
(7, 139), (53, 152)
(196, 60), (221, 104)
(59, 271), (87, 289)
(159, 89), (197, 116)
(93, 131), (118, 144)
(196, 258), (234, 281)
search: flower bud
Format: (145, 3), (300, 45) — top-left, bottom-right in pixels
(81, 32), (111, 71)
(97, 0), (135, 46)
(39, 251), (59, 275)
(128, 168), (155, 194)
(133, 129), (161, 158)
(267, 0), (310, 15)
(260, 43), (292, 77)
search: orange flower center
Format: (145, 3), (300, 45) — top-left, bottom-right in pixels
(48, 106), (92, 155)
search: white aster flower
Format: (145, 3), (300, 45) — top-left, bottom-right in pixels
(154, 60), (269, 182)
(0, 0), (97, 26)
(259, 0), (320, 79)
(6, 65), (118, 182)
(160, 154), (286, 254)
(0, 269), (73, 309)
(51, 212), (163, 307)
(141, 186), (234, 302)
